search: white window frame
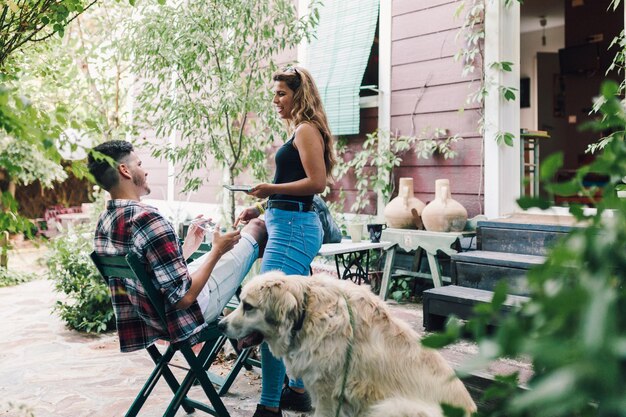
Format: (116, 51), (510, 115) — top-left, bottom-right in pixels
(377, 0), (391, 219)
(483, 0), (521, 218)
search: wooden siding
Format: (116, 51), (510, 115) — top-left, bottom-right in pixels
(392, 29), (460, 65)
(392, 109), (481, 138)
(390, 0), (483, 217)
(392, 2), (462, 40)
(137, 134), (169, 201)
(393, 0), (457, 17)
(327, 107), (379, 215)
(174, 165), (223, 204)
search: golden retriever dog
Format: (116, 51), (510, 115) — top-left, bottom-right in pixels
(219, 272), (477, 417)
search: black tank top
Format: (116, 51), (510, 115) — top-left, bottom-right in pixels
(270, 134), (314, 205)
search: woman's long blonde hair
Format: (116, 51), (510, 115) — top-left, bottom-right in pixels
(273, 66), (336, 178)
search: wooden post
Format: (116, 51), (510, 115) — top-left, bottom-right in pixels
(0, 231), (9, 268)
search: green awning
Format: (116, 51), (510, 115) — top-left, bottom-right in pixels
(306, 0), (379, 136)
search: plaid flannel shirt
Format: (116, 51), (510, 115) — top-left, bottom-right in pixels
(94, 199), (206, 352)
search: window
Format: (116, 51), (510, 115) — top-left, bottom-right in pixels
(306, 0), (379, 135)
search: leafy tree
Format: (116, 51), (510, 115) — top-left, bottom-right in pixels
(11, 1), (137, 141)
(0, 137), (67, 211)
(0, 0), (100, 67)
(128, 0), (320, 223)
(0, 0), (136, 270)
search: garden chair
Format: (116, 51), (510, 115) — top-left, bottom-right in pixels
(90, 250), (230, 417)
(185, 242), (261, 396)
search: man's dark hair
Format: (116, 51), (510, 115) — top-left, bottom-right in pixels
(88, 140), (134, 191)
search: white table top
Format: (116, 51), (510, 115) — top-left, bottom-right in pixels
(57, 213), (91, 221)
(318, 239), (390, 256)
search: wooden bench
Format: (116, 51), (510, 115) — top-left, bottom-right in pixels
(379, 229), (476, 300)
(423, 285), (529, 331)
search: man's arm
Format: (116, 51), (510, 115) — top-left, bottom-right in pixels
(175, 228), (241, 309)
(133, 210), (241, 310)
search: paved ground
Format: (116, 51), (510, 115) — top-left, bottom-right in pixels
(1, 245), (531, 417)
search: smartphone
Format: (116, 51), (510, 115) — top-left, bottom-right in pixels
(223, 184), (253, 192)
(191, 218), (216, 233)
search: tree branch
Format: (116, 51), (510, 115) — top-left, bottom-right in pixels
(73, 16), (109, 130)
(30, 0), (99, 42)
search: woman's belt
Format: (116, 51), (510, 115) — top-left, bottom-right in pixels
(267, 200), (313, 212)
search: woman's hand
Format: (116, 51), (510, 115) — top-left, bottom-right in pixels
(248, 183), (274, 199)
(234, 206), (261, 227)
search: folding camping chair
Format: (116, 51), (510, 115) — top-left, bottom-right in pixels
(91, 251), (230, 417)
(185, 243), (261, 396)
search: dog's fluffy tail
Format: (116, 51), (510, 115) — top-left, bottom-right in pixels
(365, 397), (444, 417)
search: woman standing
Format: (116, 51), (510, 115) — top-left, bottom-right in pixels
(235, 66), (336, 417)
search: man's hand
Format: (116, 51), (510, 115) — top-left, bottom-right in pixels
(182, 216), (209, 259)
(210, 227), (241, 257)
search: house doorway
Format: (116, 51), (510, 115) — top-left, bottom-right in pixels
(520, 0), (623, 204)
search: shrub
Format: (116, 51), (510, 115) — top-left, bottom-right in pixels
(47, 225), (114, 333)
(423, 80), (626, 417)
(0, 267), (33, 287)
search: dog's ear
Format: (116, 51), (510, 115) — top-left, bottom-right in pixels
(262, 280), (301, 326)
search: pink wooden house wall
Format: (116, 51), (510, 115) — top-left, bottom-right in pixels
(388, 0), (483, 218)
(137, 1), (485, 218)
(328, 1), (483, 218)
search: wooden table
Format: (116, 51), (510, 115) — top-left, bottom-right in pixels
(379, 228), (475, 300)
(317, 239), (390, 284)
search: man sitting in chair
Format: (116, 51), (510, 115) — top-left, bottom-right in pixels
(88, 139), (267, 352)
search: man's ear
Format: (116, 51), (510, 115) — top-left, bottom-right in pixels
(118, 163), (132, 179)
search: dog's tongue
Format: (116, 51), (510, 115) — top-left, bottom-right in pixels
(237, 331), (264, 350)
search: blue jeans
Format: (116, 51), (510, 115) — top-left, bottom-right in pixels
(259, 206), (322, 408)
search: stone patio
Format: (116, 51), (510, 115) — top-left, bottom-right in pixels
(0, 245), (531, 417)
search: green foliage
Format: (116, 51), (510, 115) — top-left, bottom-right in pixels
(0, 0), (104, 67)
(494, 131), (515, 146)
(47, 225), (114, 333)
(9, 1), (137, 143)
(0, 137), (67, 187)
(335, 129), (460, 214)
(423, 81), (626, 416)
(0, 192), (35, 235)
(0, 0), (138, 242)
(0, 267), (34, 287)
(455, 0), (520, 145)
(128, 0), (320, 223)
(389, 276), (413, 302)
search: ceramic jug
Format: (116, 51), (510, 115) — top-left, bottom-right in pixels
(421, 179), (468, 232)
(383, 177), (425, 229)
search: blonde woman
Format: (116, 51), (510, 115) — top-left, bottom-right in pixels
(235, 66), (336, 417)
